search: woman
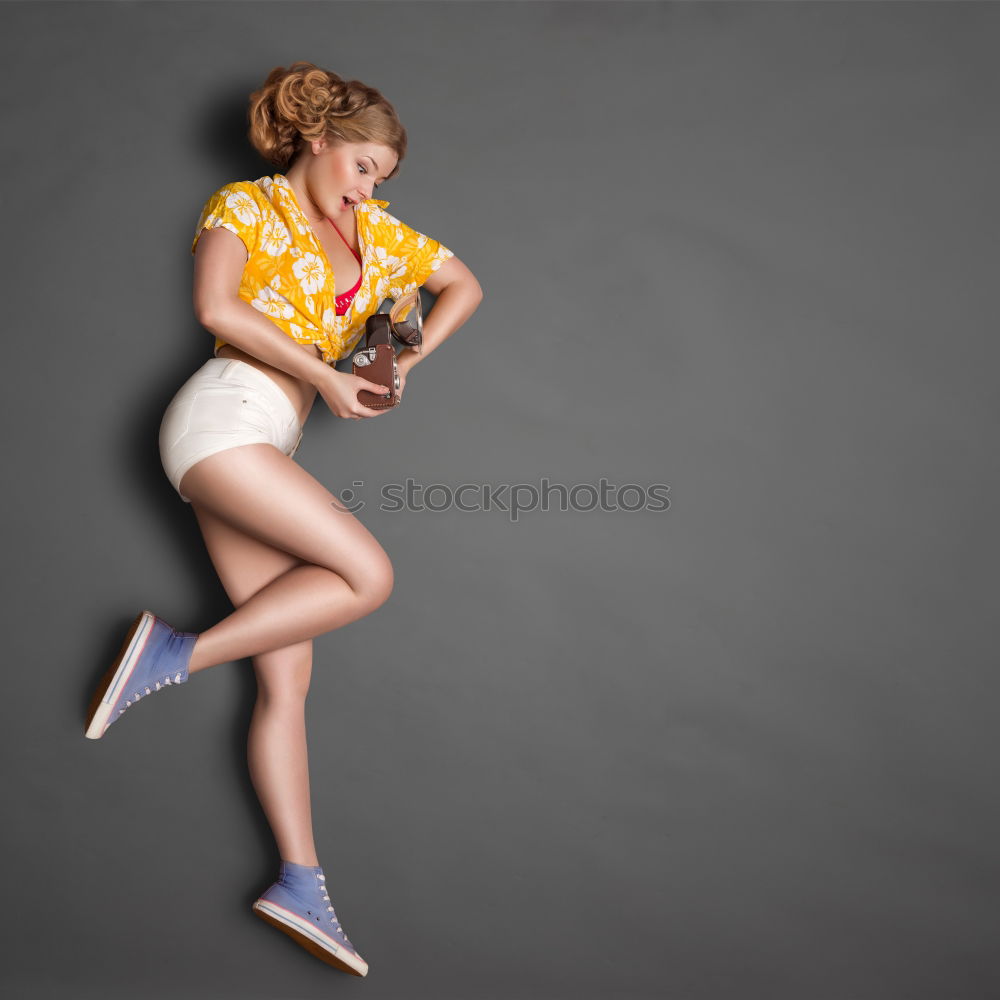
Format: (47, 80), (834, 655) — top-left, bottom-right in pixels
(84, 62), (484, 977)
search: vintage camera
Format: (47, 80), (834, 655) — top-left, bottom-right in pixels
(352, 289), (423, 409)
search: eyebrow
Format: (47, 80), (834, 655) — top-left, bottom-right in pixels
(365, 155), (387, 183)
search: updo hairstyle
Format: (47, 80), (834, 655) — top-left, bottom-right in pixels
(247, 61), (406, 177)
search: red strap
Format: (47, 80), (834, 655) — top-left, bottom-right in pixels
(328, 219), (363, 314)
(329, 220), (362, 263)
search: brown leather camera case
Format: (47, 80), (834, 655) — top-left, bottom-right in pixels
(352, 315), (400, 409)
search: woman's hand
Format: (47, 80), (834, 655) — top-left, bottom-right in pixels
(396, 349), (419, 404)
(315, 368), (394, 419)
(395, 360), (409, 403)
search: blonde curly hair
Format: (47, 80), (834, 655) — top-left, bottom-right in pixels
(247, 61), (406, 176)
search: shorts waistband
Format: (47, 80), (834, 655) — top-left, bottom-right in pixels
(198, 357), (300, 428)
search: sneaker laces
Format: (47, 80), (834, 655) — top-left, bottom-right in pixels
(316, 873), (354, 946)
(119, 672), (184, 715)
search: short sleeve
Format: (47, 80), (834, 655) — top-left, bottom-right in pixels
(191, 182), (262, 258)
(382, 211), (454, 298)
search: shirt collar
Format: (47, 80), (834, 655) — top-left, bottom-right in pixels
(268, 173), (389, 209)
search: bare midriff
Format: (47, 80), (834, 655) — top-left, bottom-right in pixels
(215, 341), (323, 430)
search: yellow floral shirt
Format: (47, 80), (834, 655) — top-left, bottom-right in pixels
(190, 173), (454, 363)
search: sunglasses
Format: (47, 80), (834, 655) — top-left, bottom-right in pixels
(384, 288), (423, 354)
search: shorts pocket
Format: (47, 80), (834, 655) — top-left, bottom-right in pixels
(184, 386), (267, 437)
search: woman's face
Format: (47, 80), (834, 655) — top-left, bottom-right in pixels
(303, 139), (398, 219)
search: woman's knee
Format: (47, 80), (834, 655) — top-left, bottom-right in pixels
(352, 549), (394, 610)
(183, 449), (395, 602)
(252, 640), (313, 703)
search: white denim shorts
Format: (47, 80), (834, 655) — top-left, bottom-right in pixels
(159, 357), (304, 503)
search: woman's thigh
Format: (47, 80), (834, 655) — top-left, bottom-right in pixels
(179, 442), (393, 604)
(191, 498), (314, 699)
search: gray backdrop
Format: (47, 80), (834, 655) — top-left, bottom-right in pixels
(3, 2), (998, 998)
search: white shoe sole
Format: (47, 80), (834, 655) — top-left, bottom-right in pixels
(252, 898), (369, 976)
(85, 610), (156, 740)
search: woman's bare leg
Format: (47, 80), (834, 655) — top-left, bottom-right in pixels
(178, 443), (396, 868)
(175, 443), (395, 673)
(189, 497), (322, 866)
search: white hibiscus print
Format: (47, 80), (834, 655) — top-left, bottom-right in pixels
(350, 285), (370, 314)
(322, 307), (336, 332)
(251, 285), (295, 319)
(369, 245), (404, 272)
(276, 183), (311, 235)
(220, 187), (259, 227)
(293, 252), (327, 294)
(260, 218), (291, 257)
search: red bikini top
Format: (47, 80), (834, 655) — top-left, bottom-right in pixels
(329, 220), (363, 315)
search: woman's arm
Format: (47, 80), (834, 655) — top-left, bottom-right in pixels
(192, 226), (335, 388)
(396, 255), (484, 374)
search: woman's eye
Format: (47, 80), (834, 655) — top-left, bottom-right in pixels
(359, 163), (381, 189)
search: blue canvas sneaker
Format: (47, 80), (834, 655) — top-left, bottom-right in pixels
(85, 610), (198, 740)
(253, 861), (369, 976)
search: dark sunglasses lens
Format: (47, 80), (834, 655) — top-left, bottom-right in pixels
(393, 321), (420, 349)
(389, 290), (423, 354)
